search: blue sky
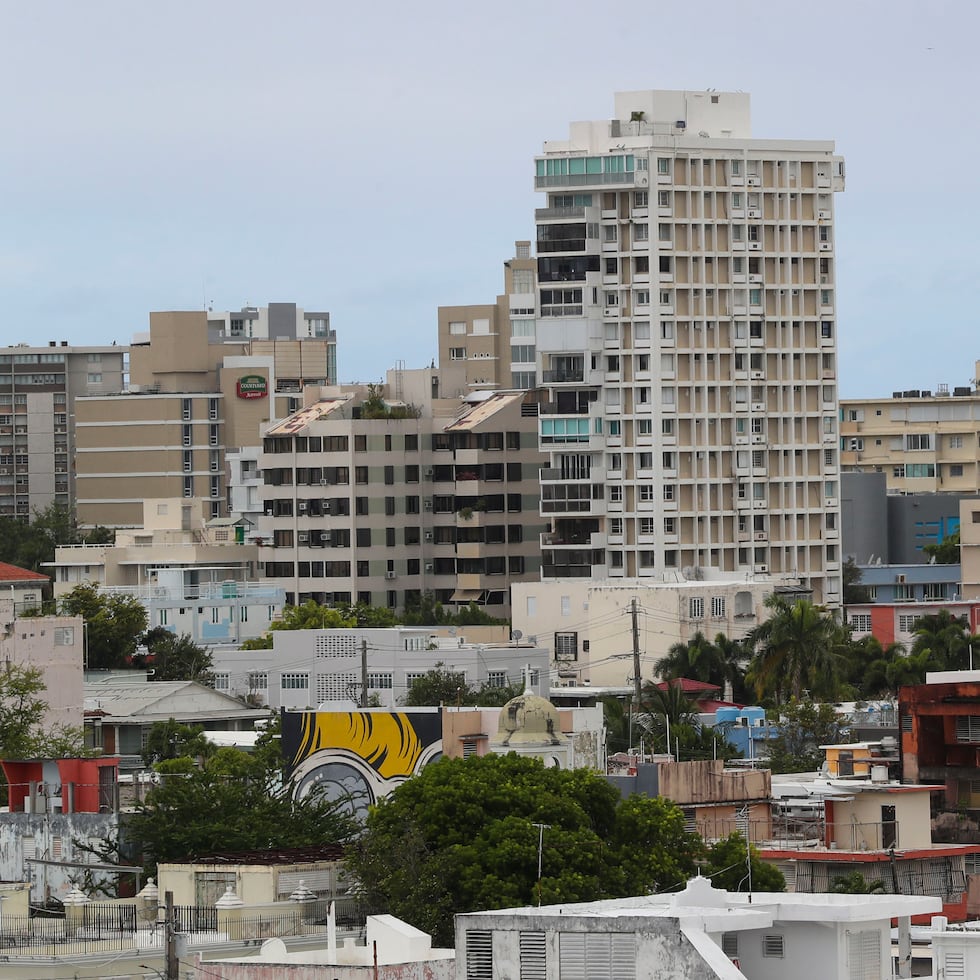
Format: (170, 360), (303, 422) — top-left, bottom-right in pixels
(1, 1), (976, 397)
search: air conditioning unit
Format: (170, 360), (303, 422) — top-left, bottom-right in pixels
(298, 502), (307, 512)
(424, 531), (433, 541)
(320, 478), (329, 486)
(747, 208), (761, 218)
(748, 242), (762, 251)
(424, 563), (433, 573)
(298, 531), (309, 544)
(755, 563), (769, 573)
(385, 571), (397, 580)
(424, 468), (434, 477)
(896, 574), (906, 584)
(754, 532), (766, 540)
(751, 371), (764, 379)
(424, 500), (433, 511)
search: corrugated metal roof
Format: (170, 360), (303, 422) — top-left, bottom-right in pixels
(444, 392), (524, 431)
(265, 397), (352, 435)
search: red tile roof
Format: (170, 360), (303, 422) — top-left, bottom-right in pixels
(0, 562), (48, 583)
(656, 678), (721, 694)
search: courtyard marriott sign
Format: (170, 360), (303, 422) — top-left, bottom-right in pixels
(236, 374), (268, 400)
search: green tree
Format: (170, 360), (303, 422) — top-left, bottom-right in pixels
(923, 530), (960, 564)
(343, 602), (398, 628)
(59, 583), (148, 669)
(840, 634), (906, 698)
(703, 833), (785, 893)
(141, 719), (212, 766)
(638, 681), (739, 762)
(402, 663), (475, 706)
(128, 741), (358, 877)
(842, 557), (871, 605)
(909, 610), (972, 671)
(347, 754), (701, 945)
(763, 700), (850, 774)
(0, 503), (113, 575)
(654, 631), (724, 685)
(747, 595), (848, 702)
(831, 870), (886, 894)
(145, 632), (213, 682)
(0, 665), (50, 758)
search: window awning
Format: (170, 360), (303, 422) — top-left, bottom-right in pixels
(450, 589), (483, 602)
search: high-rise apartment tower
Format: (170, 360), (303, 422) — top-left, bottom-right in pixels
(534, 90), (845, 603)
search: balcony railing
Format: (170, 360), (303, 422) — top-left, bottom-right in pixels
(535, 206), (586, 220)
(541, 369), (585, 384)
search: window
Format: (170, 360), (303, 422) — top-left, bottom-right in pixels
(689, 597), (704, 619)
(555, 633), (578, 660)
(213, 672), (230, 691)
(906, 434), (932, 451)
(711, 596), (726, 618)
(487, 670), (507, 689)
(850, 614), (872, 632)
(633, 190), (648, 207)
(657, 157), (670, 175)
(950, 464), (964, 477)
(950, 435), (964, 449)
(450, 347), (466, 360)
(367, 672), (393, 690)
(633, 223), (648, 241)
(281, 673), (310, 690)
(658, 190), (670, 207)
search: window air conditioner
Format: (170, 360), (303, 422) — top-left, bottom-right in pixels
(385, 571), (397, 580)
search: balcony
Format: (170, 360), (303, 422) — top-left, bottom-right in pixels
(542, 369), (585, 385)
(535, 206), (586, 221)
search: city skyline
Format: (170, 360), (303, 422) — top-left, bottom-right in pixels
(1, 0), (976, 398)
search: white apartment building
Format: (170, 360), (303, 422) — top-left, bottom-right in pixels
(210, 627), (550, 709)
(534, 90), (845, 604)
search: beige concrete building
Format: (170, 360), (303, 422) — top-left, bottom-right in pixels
(75, 304), (336, 528)
(48, 498), (283, 645)
(0, 340), (126, 518)
(840, 366), (980, 494)
(533, 90), (845, 604)
(256, 374), (545, 616)
(512, 574), (805, 688)
(960, 498), (980, 602)
(437, 241), (537, 396)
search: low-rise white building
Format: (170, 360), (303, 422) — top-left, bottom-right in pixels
(455, 875), (940, 980)
(47, 498), (284, 645)
(512, 574), (805, 688)
(210, 627), (551, 709)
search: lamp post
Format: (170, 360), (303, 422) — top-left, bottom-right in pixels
(532, 822), (550, 907)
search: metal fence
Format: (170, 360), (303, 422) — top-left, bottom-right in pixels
(0, 898), (373, 956)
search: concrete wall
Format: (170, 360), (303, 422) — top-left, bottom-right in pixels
(841, 471), (888, 563)
(0, 812), (119, 903)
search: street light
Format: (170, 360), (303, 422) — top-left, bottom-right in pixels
(532, 822), (550, 907)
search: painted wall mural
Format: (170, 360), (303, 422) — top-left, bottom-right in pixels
(282, 710), (443, 817)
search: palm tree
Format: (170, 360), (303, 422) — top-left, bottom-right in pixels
(637, 680), (699, 751)
(747, 595), (847, 703)
(713, 632), (750, 702)
(910, 610), (971, 670)
(654, 631), (723, 685)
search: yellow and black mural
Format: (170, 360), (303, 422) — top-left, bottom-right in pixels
(282, 709), (443, 816)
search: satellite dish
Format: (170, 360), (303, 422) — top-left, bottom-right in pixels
(260, 938), (288, 959)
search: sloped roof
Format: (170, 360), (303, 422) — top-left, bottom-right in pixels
(83, 679), (266, 722)
(0, 562), (49, 583)
(656, 678), (721, 695)
(444, 391), (525, 431)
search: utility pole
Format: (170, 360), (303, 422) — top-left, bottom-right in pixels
(630, 598), (641, 703)
(360, 639), (368, 708)
(532, 822), (550, 906)
(165, 889), (177, 980)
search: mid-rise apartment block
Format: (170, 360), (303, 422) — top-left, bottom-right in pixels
(256, 375), (545, 616)
(437, 241), (537, 395)
(533, 90), (845, 603)
(0, 341), (126, 518)
(75, 304), (336, 528)
(840, 366), (980, 495)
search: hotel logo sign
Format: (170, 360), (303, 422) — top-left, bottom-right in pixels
(237, 374), (268, 400)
